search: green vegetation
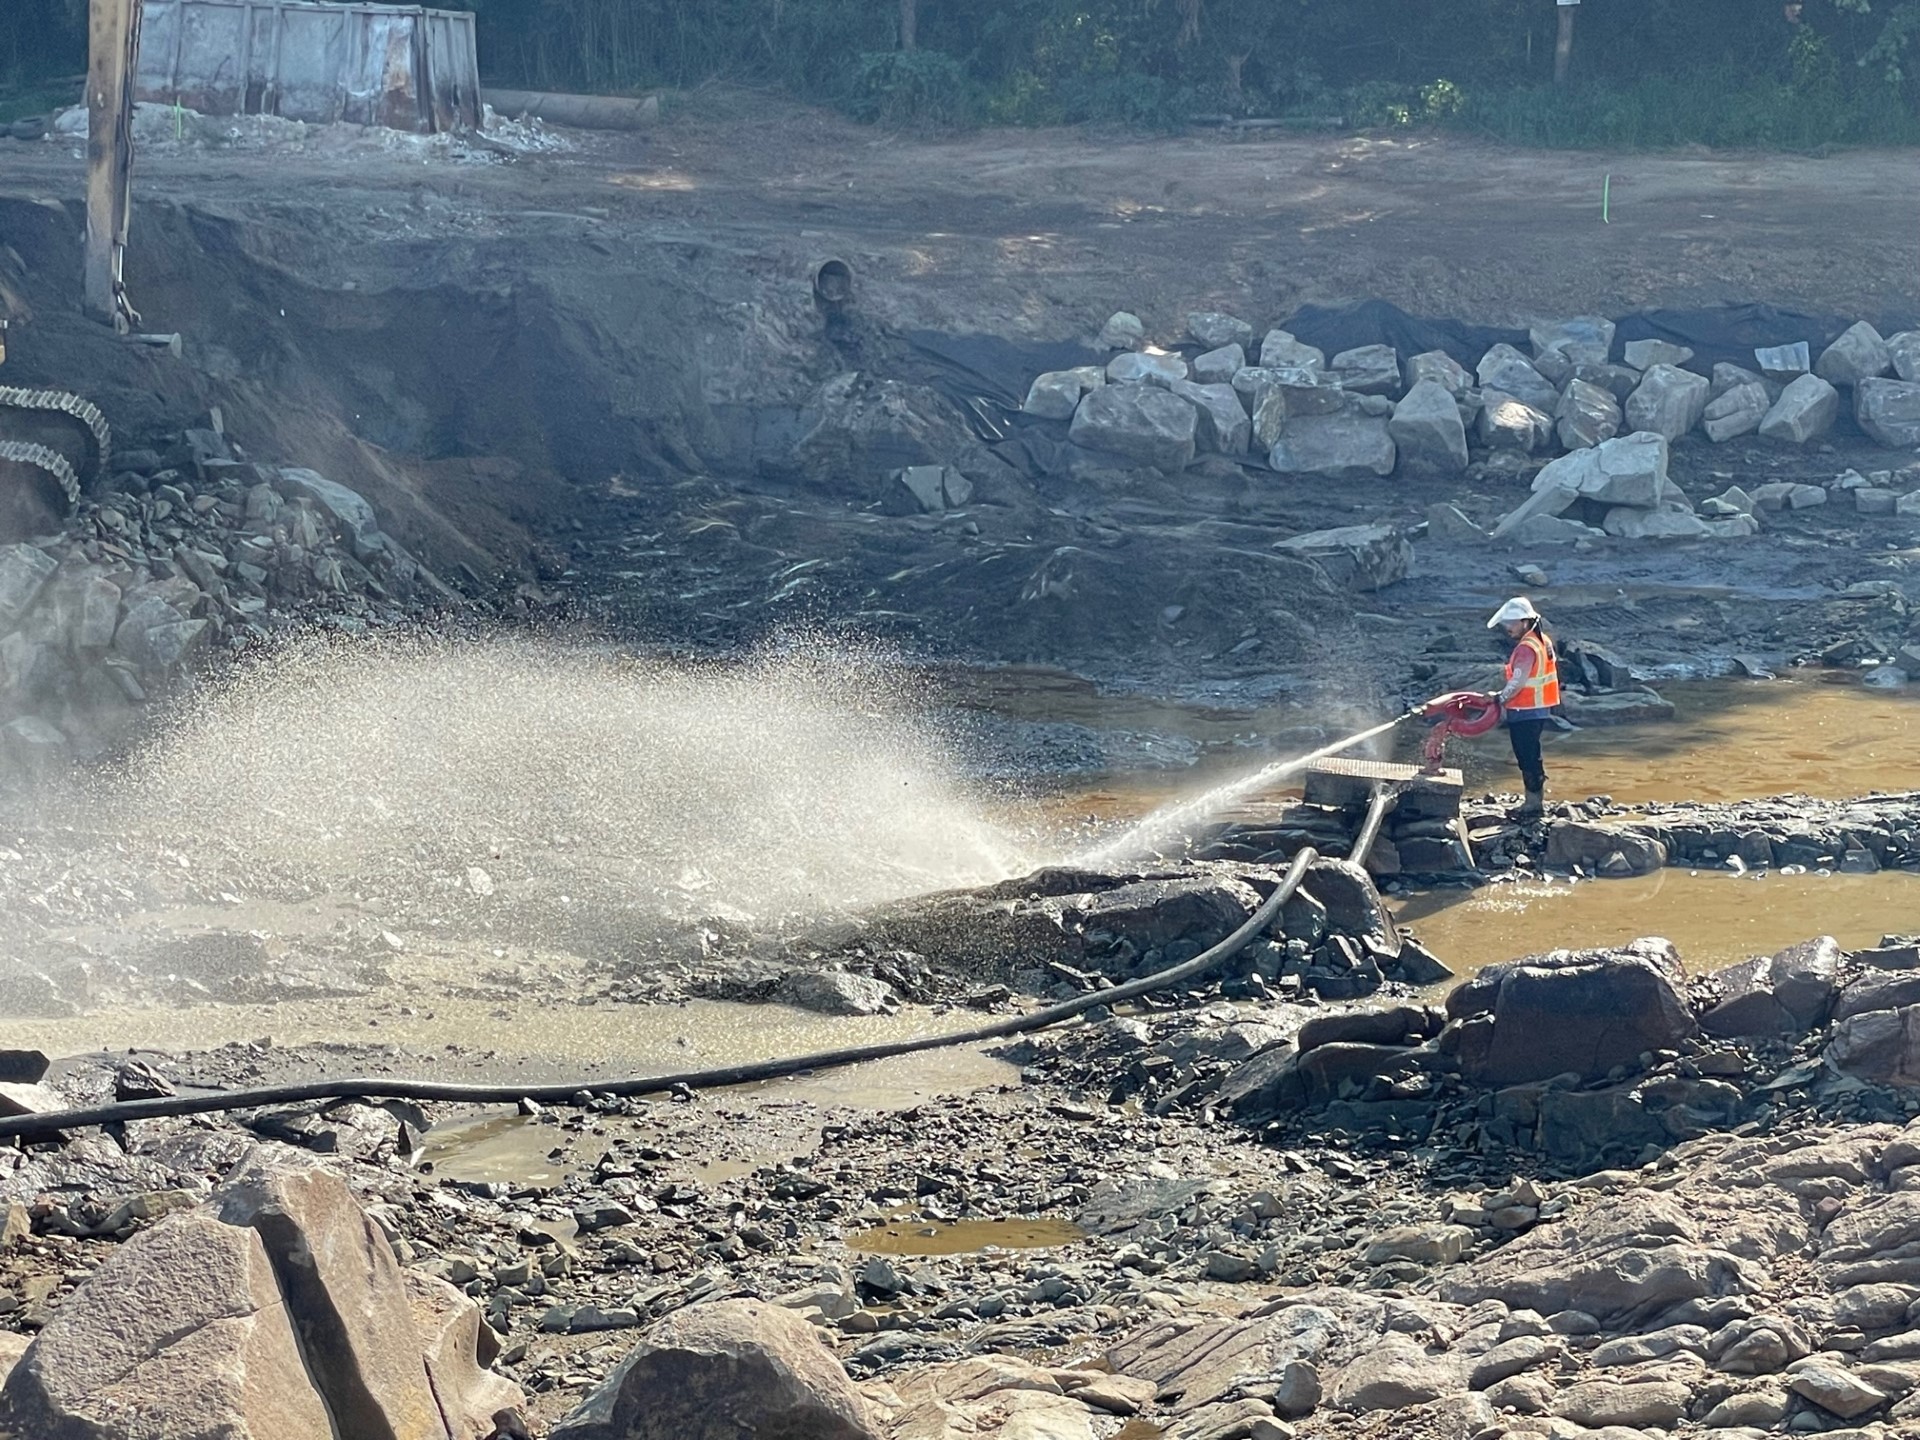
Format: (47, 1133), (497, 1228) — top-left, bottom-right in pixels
(5, 0), (1919, 148)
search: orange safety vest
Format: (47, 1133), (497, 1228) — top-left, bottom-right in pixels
(1504, 627), (1561, 718)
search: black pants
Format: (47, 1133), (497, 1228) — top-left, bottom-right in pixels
(1507, 718), (1547, 792)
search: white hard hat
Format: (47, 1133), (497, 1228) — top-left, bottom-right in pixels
(1487, 596), (1541, 628)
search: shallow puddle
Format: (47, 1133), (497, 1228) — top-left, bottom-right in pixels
(847, 1217), (1087, 1256)
(1398, 868), (1920, 978)
(420, 1113), (592, 1188)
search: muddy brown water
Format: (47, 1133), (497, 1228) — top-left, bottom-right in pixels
(1397, 870), (1920, 978)
(1002, 671), (1920, 976)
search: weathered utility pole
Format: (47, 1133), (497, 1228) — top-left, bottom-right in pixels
(84, 0), (142, 331)
(1554, 0), (1579, 85)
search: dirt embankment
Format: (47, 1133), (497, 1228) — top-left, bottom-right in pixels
(2, 100), (1918, 695)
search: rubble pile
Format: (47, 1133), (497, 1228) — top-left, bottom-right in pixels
(14, 936), (1920, 1436)
(0, 425), (457, 777)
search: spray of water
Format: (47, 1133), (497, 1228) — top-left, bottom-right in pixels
(108, 634), (1037, 927)
(1071, 709), (1413, 865)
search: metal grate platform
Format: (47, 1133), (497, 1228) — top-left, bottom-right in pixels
(1302, 757), (1464, 818)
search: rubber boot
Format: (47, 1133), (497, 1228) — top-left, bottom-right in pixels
(1511, 787), (1545, 821)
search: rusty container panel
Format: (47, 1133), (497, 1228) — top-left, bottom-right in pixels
(136, 0), (480, 133)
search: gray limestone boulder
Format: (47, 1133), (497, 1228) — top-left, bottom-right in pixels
(1407, 350), (1474, 396)
(1603, 508), (1711, 540)
(1711, 361), (1775, 401)
(1189, 342), (1246, 386)
(1624, 364), (1710, 441)
(1490, 484), (1579, 541)
(1758, 373), (1841, 444)
(1703, 382), (1771, 442)
(1530, 316), (1615, 368)
(1757, 341), (1813, 381)
(1258, 330), (1326, 370)
(275, 468), (381, 548)
(1890, 330), (1920, 383)
(1235, 364), (1345, 417)
(1169, 379), (1252, 456)
(884, 465), (972, 514)
(1826, 1005), (1920, 1088)
(1476, 344), (1559, 414)
(1023, 366), (1105, 420)
(1274, 524), (1412, 591)
(1069, 385), (1198, 471)
(1478, 393), (1554, 451)
(1555, 377), (1623, 450)
(1508, 515), (1602, 546)
(1098, 311), (1145, 349)
(1623, 338), (1694, 370)
(1267, 411), (1396, 480)
(1390, 380), (1470, 476)
(1816, 320), (1892, 387)
(551, 1300), (875, 1440)
(1330, 344), (1402, 397)
(1187, 311), (1254, 351)
(0, 544), (57, 631)
(1573, 361), (1644, 403)
(1106, 351), (1188, 387)
(1856, 377), (1920, 449)
(1529, 432), (1674, 509)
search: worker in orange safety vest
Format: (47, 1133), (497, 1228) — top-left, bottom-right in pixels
(1486, 596), (1560, 820)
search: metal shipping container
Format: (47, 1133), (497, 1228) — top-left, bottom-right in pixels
(137, 0), (480, 134)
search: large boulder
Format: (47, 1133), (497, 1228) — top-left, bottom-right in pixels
(1236, 364), (1345, 417)
(1855, 377), (1920, 448)
(1390, 380), (1469, 476)
(1189, 342), (1246, 385)
(1602, 507), (1711, 540)
(1623, 338), (1694, 371)
(1187, 311), (1254, 351)
(1258, 330), (1326, 371)
(1890, 330), (1920, 383)
(0, 1210), (337, 1440)
(550, 1299), (875, 1440)
(1446, 939), (1697, 1086)
(1529, 432), (1674, 510)
(1268, 411), (1396, 480)
(1624, 365), (1710, 441)
(1476, 344), (1559, 414)
(0, 544), (57, 631)
(1816, 320), (1892, 387)
(213, 1152), (471, 1440)
(1274, 524), (1411, 592)
(1330, 344), (1402, 397)
(1169, 379), (1252, 455)
(1530, 317), (1615, 368)
(1758, 373), (1841, 443)
(1068, 384), (1198, 471)
(1700, 937), (1841, 1038)
(1023, 367), (1105, 420)
(1107, 351), (1188, 387)
(1407, 350), (1474, 396)
(1477, 393), (1554, 452)
(1555, 377), (1623, 450)
(1702, 381), (1771, 442)
(1826, 1005), (1920, 1088)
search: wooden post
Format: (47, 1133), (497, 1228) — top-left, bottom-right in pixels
(84, 0), (142, 331)
(1554, 0), (1578, 85)
(899, 0), (918, 51)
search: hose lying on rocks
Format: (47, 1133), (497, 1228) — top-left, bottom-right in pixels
(0, 783), (1399, 1141)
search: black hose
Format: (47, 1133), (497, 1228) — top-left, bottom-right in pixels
(0, 836), (1353, 1140)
